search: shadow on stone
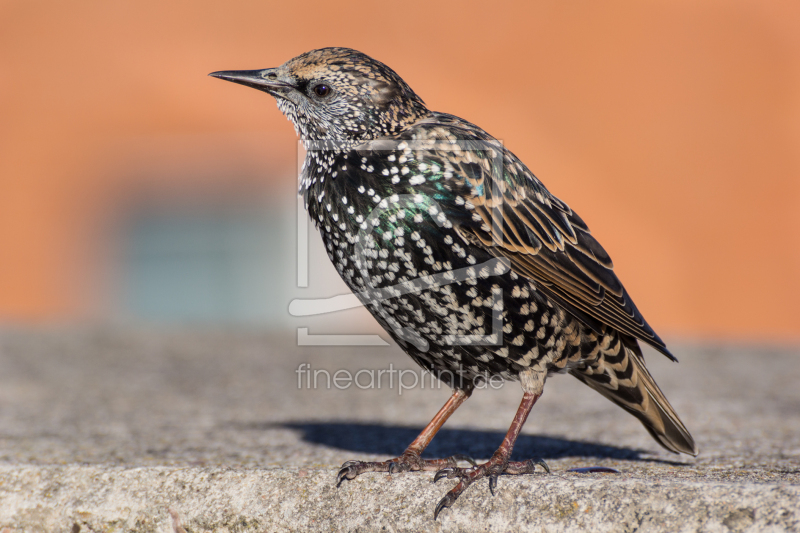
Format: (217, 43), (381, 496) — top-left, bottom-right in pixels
(274, 422), (684, 463)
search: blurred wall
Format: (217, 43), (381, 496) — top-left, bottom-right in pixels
(1, 0), (798, 342)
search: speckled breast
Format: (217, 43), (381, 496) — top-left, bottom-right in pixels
(301, 147), (584, 385)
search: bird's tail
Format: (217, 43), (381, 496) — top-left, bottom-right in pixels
(570, 336), (698, 456)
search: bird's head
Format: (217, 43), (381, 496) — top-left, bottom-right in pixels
(210, 47), (429, 145)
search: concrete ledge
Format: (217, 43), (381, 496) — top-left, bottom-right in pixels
(0, 329), (798, 532)
(1, 465), (798, 532)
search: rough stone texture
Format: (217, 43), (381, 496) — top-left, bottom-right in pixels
(0, 328), (798, 532)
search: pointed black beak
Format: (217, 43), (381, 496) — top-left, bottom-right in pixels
(208, 69), (293, 95)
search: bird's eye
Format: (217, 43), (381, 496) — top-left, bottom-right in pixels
(313, 84), (332, 98)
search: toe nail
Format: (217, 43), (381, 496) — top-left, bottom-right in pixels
(453, 453), (477, 466)
(434, 496), (451, 520)
(537, 459), (551, 474)
(433, 468), (452, 483)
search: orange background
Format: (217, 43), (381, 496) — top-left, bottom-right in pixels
(1, 0), (799, 342)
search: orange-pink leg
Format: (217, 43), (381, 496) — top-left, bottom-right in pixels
(336, 388), (474, 485)
(432, 391), (550, 519)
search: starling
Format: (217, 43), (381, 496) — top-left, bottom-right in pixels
(210, 48), (697, 518)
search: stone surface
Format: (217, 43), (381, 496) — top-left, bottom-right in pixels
(0, 328), (798, 532)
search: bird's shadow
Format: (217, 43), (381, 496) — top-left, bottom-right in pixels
(271, 422), (688, 465)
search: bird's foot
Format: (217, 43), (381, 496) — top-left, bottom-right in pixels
(433, 456), (549, 519)
(336, 452), (476, 487)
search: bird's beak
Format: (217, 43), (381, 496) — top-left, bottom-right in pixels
(208, 68), (293, 96)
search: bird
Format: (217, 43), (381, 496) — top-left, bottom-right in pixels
(210, 47), (697, 519)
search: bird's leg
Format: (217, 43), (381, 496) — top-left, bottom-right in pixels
(337, 387), (474, 486)
(432, 389), (549, 519)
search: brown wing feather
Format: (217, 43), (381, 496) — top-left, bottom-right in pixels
(461, 198), (674, 359)
(405, 113), (674, 360)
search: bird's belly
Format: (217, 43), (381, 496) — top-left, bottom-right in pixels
(316, 223), (586, 383)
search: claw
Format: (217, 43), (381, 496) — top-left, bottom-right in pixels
(488, 474), (498, 496)
(535, 458), (550, 474)
(433, 467), (455, 483)
(450, 453), (477, 467)
(336, 466), (352, 487)
(388, 462), (396, 474)
(434, 491), (457, 520)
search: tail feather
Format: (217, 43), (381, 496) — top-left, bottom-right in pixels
(571, 336), (698, 456)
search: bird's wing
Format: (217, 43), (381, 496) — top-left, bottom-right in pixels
(403, 114), (674, 360)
